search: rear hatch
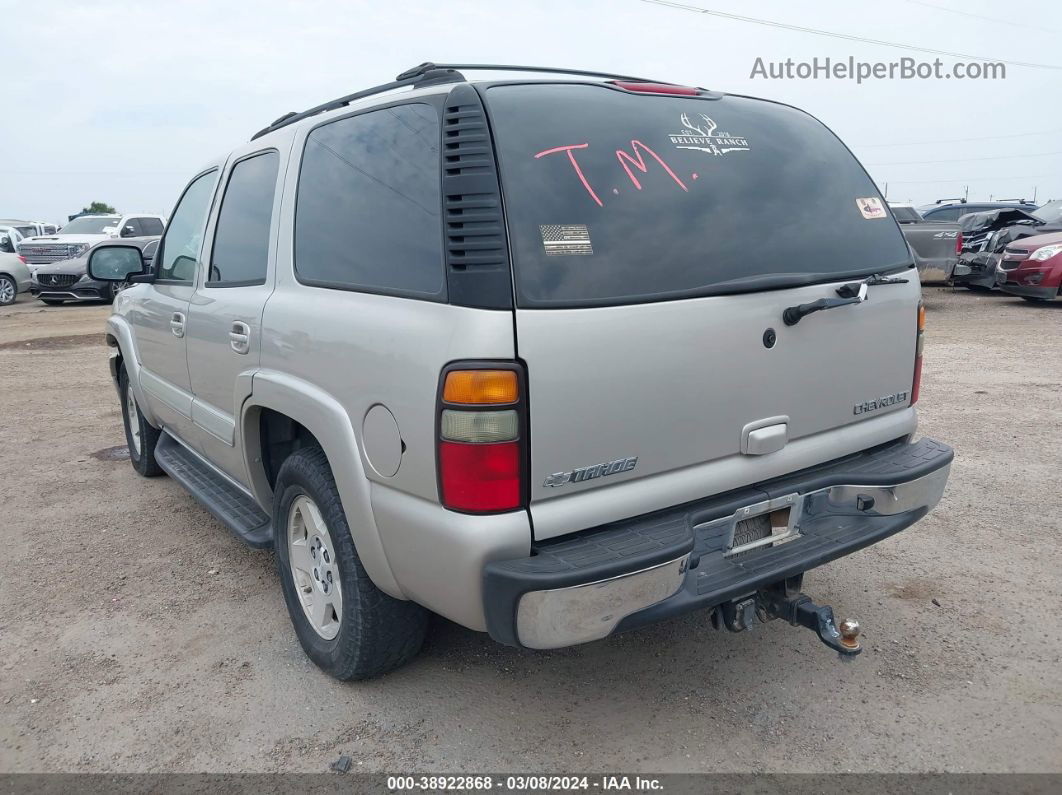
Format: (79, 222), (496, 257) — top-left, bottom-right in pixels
(481, 83), (918, 538)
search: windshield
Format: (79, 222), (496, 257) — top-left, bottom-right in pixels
(59, 217), (120, 234)
(14, 225), (36, 237)
(485, 84), (910, 307)
(1033, 199), (1062, 225)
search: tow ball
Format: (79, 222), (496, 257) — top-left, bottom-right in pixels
(757, 590), (862, 660)
(714, 587), (863, 660)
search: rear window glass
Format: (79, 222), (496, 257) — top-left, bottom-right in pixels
(890, 206), (921, 223)
(485, 84), (910, 307)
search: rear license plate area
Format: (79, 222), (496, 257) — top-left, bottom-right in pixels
(729, 507), (793, 559)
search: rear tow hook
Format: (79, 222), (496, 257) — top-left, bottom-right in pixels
(756, 590), (863, 661)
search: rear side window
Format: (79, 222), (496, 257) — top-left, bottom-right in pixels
(484, 84), (911, 307)
(208, 151), (279, 286)
(925, 207), (963, 221)
(294, 103), (444, 299)
(140, 217), (165, 235)
(157, 170), (218, 283)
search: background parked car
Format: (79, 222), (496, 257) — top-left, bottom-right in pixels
(889, 203), (960, 283)
(997, 230), (1062, 302)
(32, 236), (159, 305)
(0, 219), (59, 237)
(18, 213), (166, 268)
(0, 231), (33, 306)
(951, 205), (1062, 290)
(918, 199), (1039, 222)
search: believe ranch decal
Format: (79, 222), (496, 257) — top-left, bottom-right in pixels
(669, 112), (751, 156)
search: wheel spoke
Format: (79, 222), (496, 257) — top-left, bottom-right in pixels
(288, 539), (313, 574)
(301, 500), (326, 538)
(309, 593), (330, 628)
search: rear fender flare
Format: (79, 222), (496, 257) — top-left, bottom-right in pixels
(242, 370), (404, 599)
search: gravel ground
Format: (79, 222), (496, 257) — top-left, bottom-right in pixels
(0, 288), (1059, 774)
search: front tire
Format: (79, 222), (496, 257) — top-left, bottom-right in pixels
(119, 365), (163, 477)
(273, 446), (428, 680)
(0, 275), (16, 306)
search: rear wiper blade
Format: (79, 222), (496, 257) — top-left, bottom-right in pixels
(862, 272), (909, 286)
(783, 282), (868, 326)
(783, 271), (911, 326)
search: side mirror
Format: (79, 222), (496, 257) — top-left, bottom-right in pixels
(87, 245), (146, 282)
(0, 235), (12, 254)
(120, 225), (137, 238)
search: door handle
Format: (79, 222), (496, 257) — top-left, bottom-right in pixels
(229, 321), (251, 355)
(170, 312), (185, 338)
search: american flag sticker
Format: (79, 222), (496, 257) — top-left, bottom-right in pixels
(540, 224), (593, 256)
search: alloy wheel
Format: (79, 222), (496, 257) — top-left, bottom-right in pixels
(287, 495), (343, 640)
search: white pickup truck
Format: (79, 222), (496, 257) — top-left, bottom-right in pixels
(17, 214), (166, 269)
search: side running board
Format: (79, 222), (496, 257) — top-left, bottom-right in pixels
(154, 432), (273, 548)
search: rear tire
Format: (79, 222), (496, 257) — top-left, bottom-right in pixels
(0, 275), (16, 306)
(119, 365), (163, 477)
(273, 445), (428, 680)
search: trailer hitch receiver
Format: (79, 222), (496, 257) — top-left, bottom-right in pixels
(757, 590), (863, 659)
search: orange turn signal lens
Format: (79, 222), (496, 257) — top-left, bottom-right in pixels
(443, 370), (519, 405)
(917, 302), (926, 331)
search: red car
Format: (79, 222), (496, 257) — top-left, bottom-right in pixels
(998, 230), (1062, 302)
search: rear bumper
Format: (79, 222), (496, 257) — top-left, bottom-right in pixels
(1000, 283), (1056, 300)
(484, 437), (952, 649)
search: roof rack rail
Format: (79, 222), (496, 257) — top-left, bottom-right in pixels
(395, 62), (669, 84)
(251, 62), (682, 141)
(250, 66), (465, 140)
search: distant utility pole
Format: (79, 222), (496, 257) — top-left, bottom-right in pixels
(883, 182), (888, 198)
(963, 185), (969, 201)
(1033, 186), (1038, 202)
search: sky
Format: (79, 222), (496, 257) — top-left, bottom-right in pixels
(3, 0), (1061, 223)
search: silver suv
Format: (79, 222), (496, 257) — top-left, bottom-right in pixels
(90, 63), (953, 680)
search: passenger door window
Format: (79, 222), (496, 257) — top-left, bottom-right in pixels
(156, 170), (218, 282)
(208, 151), (280, 287)
(294, 102), (444, 299)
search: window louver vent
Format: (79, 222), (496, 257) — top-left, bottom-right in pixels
(440, 83), (513, 309)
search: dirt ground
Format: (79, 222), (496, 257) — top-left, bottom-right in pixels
(0, 287), (1059, 774)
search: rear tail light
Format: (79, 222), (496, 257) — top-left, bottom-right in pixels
(17, 255), (26, 265)
(437, 364), (526, 513)
(911, 300), (925, 405)
(955, 232), (963, 255)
